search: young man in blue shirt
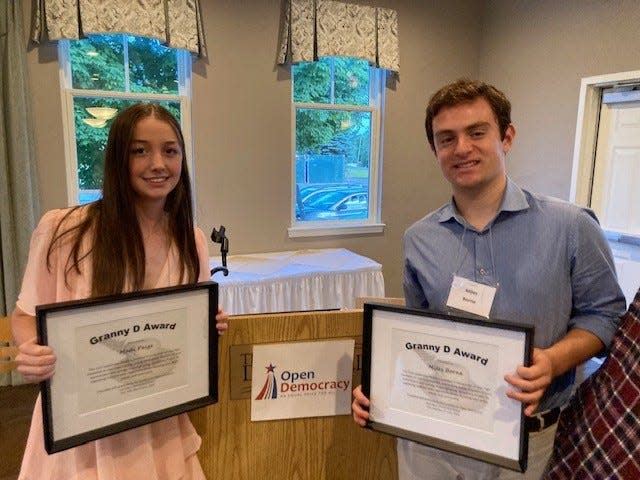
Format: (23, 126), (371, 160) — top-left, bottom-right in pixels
(352, 79), (626, 479)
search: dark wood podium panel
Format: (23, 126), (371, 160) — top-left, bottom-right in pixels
(190, 309), (398, 480)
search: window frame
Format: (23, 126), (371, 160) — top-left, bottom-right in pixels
(58, 36), (194, 207)
(288, 58), (386, 238)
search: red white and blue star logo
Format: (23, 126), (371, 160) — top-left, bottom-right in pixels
(255, 363), (278, 400)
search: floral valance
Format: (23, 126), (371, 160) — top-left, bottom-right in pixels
(30, 0), (207, 57)
(278, 0), (400, 75)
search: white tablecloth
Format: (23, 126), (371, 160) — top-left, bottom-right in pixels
(209, 248), (385, 315)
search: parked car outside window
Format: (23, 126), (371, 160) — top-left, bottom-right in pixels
(296, 188), (369, 221)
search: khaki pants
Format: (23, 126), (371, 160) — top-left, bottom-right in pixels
(397, 424), (557, 480)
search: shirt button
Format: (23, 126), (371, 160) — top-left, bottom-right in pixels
(479, 268), (487, 276)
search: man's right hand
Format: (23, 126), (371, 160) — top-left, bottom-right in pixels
(352, 384), (371, 427)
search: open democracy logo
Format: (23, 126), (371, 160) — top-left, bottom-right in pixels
(255, 362), (351, 400)
(255, 363), (278, 399)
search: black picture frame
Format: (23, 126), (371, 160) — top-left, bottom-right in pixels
(36, 281), (218, 454)
(361, 302), (533, 472)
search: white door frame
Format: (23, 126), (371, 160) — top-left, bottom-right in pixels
(570, 70), (640, 206)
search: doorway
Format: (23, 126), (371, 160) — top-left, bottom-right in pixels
(571, 71), (640, 306)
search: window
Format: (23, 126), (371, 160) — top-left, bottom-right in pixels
(289, 57), (385, 237)
(59, 35), (192, 205)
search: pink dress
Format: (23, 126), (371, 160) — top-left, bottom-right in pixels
(16, 208), (211, 480)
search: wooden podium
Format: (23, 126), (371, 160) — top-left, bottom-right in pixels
(190, 309), (398, 479)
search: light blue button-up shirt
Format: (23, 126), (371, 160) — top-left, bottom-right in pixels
(403, 177), (626, 410)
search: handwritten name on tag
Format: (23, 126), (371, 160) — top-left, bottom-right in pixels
(446, 275), (496, 318)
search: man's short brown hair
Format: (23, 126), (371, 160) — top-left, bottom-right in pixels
(425, 79), (512, 150)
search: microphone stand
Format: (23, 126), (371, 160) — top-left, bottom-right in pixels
(210, 226), (229, 277)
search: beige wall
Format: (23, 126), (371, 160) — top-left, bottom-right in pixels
(22, 0), (640, 298)
(480, 0), (640, 199)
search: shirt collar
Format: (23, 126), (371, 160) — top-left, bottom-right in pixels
(437, 177), (530, 225)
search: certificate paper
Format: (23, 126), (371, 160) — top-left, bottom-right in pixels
(36, 282), (218, 454)
(361, 303), (533, 472)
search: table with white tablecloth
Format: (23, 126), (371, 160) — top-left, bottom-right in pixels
(208, 248), (385, 315)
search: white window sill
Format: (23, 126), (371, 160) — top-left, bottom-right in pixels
(288, 222), (385, 238)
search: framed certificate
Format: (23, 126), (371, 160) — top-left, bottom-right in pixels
(361, 303), (533, 472)
(36, 281), (218, 454)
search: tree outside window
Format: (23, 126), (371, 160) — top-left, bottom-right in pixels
(60, 35), (189, 205)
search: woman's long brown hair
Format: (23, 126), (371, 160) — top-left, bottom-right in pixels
(47, 104), (200, 296)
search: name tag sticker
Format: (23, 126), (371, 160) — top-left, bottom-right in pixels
(446, 275), (496, 318)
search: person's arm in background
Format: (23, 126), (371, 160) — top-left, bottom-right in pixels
(505, 208), (626, 415)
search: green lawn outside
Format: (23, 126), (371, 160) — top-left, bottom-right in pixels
(346, 165), (369, 179)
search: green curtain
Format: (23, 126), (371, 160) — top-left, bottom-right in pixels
(0, 0), (40, 318)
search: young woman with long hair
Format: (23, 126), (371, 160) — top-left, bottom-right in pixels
(12, 103), (227, 480)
